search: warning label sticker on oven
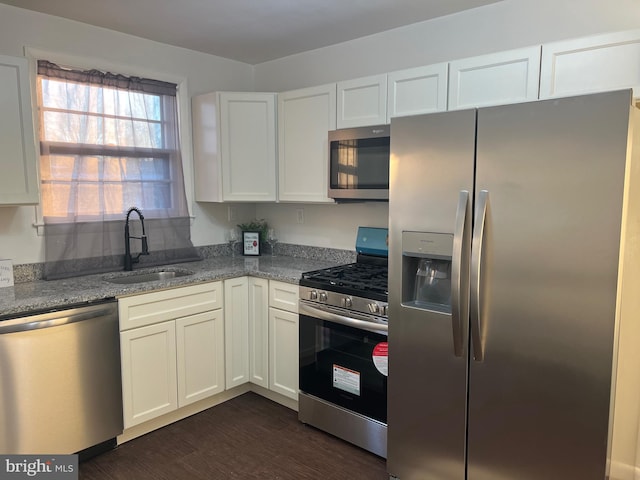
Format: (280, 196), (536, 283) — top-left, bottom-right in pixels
(333, 364), (361, 396)
(372, 342), (388, 376)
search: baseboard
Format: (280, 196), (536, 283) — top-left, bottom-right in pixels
(608, 460), (639, 480)
(117, 383), (298, 445)
(249, 384), (299, 411)
(117, 384), (251, 444)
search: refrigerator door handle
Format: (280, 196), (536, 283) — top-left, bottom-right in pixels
(470, 189), (489, 361)
(451, 190), (471, 357)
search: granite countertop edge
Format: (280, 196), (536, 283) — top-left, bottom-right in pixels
(0, 255), (340, 319)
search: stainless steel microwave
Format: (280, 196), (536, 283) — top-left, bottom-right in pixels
(328, 125), (390, 201)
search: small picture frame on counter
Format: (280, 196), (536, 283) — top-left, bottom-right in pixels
(242, 231), (261, 256)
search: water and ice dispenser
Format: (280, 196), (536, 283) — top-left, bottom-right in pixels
(402, 231), (453, 314)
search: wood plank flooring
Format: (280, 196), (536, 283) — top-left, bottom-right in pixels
(80, 392), (388, 479)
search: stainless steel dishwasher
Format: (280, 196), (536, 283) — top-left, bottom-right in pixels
(0, 299), (123, 456)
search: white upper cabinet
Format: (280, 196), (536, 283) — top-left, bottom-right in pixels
(387, 63), (448, 121)
(448, 46), (541, 110)
(337, 74), (387, 128)
(192, 92), (223, 202)
(540, 30), (640, 99)
(0, 55), (38, 205)
(277, 84), (336, 203)
(192, 92), (277, 202)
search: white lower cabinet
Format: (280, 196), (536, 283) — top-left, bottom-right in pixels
(119, 282), (224, 429)
(120, 320), (178, 427)
(176, 311), (225, 406)
(247, 278), (299, 401)
(269, 307), (298, 400)
(248, 277), (269, 388)
(118, 277), (299, 435)
(224, 277), (250, 388)
(268, 281), (299, 401)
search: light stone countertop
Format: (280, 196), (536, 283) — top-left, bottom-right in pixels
(0, 255), (342, 319)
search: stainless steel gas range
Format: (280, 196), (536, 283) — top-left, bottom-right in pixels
(298, 227), (388, 458)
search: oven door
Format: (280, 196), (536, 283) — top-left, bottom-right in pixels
(299, 301), (388, 424)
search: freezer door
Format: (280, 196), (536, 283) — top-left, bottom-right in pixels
(467, 90), (631, 480)
(387, 109), (476, 480)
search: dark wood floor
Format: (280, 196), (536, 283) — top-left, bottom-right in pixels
(80, 392), (388, 480)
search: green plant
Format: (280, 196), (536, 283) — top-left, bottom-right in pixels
(237, 219), (269, 242)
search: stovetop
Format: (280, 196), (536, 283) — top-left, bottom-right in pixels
(300, 255), (388, 302)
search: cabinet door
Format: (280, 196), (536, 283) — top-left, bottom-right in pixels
(120, 321), (178, 428)
(224, 277), (250, 388)
(269, 307), (299, 400)
(219, 92), (277, 202)
(387, 63), (448, 121)
(192, 92), (223, 202)
(248, 277), (269, 388)
(269, 280), (299, 313)
(0, 55), (38, 205)
(278, 84), (336, 203)
(448, 46), (541, 110)
(337, 74), (387, 128)
(540, 30), (640, 99)
(176, 310), (225, 407)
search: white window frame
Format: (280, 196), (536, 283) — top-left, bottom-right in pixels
(25, 47), (195, 235)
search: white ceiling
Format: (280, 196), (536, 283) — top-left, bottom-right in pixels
(0, 0), (503, 64)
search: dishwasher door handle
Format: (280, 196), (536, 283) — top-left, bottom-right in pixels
(0, 305), (115, 334)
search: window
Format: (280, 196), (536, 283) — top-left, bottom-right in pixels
(36, 61), (198, 279)
(37, 60), (187, 222)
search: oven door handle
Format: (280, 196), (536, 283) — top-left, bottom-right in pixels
(299, 301), (388, 334)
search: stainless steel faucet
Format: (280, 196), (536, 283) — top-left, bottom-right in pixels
(124, 207), (149, 271)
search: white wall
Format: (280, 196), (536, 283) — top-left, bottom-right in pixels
(252, 0), (640, 249)
(3, 1), (640, 261)
(0, 4), (255, 264)
(254, 0), (640, 91)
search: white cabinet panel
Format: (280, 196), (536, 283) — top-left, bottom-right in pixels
(269, 280), (299, 313)
(118, 282), (222, 331)
(120, 321), (178, 428)
(248, 277), (269, 389)
(119, 281), (224, 429)
(278, 84), (336, 203)
(0, 55), (38, 205)
(224, 277), (250, 388)
(269, 307), (299, 400)
(387, 63), (448, 121)
(192, 92), (223, 202)
(192, 92), (277, 202)
(220, 92), (277, 201)
(176, 310), (225, 407)
(540, 30), (640, 99)
(337, 74), (387, 128)
(448, 46), (541, 110)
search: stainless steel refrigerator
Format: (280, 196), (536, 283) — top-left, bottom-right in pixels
(387, 89), (640, 480)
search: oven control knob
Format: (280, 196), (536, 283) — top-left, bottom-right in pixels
(342, 297), (352, 308)
(368, 303), (380, 314)
(381, 305), (388, 316)
(319, 292), (328, 302)
(309, 290), (318, 300)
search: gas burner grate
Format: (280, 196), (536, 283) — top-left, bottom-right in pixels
(301, 262), (388, 300)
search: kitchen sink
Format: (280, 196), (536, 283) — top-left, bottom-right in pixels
(103, 269), (194, 284)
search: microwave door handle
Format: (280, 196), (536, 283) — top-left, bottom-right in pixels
(451, 190), (471, 358)
(470, 189), (489, 362)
